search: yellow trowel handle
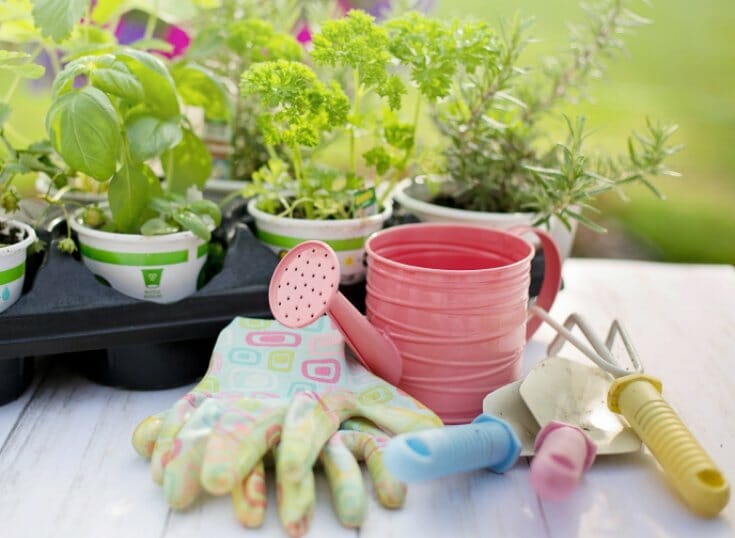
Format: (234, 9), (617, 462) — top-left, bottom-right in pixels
(608, 374), (730, 517)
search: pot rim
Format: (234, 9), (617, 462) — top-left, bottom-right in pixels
(69, 206), (206, 244)
(0, 219), (37, 257)
(394, 176), (539, 221)
(247, 195), (393, 228)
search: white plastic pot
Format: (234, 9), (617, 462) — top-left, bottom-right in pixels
(393, 178), (578, 261)
(0, 220), (36, 314)
(70, 210), (208, 304)
(248, 197), (392, 284)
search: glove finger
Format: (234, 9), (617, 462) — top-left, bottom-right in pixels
(232, 460), (267, 528)
(277, 463), (316, 538)
(278, 390), (356, 482)
(320, 432), (366, 528)
(341, 417), (386, 437)
(354, 384), (443, 435)
(162, 398), (224, 509)
(132, 411), (166, 459)
(202, 403), (285, 495)
(150, 391), (210, 484)
(340, 430), (405, 509)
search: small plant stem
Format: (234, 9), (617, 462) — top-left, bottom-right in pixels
(2, 43), (44, 103)
(0, 133), (15, 160)
(291, 144), (313, 218)
(60, 201), (74, 240)
(377, 94), (422, 207)
(350, 68), (362, 179)
(143, 1), (159, 41)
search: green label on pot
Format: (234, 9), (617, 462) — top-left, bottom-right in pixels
(352, 187), (377, 217)
(0, 260), (25, 285)
(79, 243), (189, 266)
(142, 268), (164, 298)
(142, 268), (163, 287)
(255, 229), (365, 252)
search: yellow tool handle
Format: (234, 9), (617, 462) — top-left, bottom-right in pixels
(608, 374), (730, 518)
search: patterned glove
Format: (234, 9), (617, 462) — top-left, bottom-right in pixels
(132, 316), (441, 535)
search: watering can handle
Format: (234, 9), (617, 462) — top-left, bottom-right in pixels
(508, 227), (562, 341)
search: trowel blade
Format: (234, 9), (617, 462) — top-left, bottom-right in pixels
(519, 357), (641, 455)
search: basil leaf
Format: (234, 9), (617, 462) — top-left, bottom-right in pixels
(45, 86), (121, 181)
(161, 127), (212, 194)
(108, 163), (154, 233)
(173, 209), (211, 242)
(172, 63), (231, 121)
(115, 48), (180, 119)
(51, 58), (88, 97)
(125, 115), (182, 163)
(31, 0), (87, 43)
(188, 199), (222, 227)
(141, 217), (179, 236)
(89, 57), (144, 102)
(0, 50), (44, 79)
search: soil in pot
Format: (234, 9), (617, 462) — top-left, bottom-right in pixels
(0, 223), (26, 246)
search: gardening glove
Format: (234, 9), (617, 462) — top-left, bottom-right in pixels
(132, 316), (441, 534)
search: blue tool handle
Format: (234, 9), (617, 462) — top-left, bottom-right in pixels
(383, 414), (521, 482)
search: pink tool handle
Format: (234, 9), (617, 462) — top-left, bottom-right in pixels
(509, 227), (562, 341)
(328, 291), (403, 386)
(529, 421), (597, 501)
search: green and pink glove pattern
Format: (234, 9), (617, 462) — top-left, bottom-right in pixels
(132, 316), (441, 536)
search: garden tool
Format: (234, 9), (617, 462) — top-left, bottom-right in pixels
(268, 223), (562, 425)
(132, 316), (441, 536)
(381, 413), (523, 482)
(525, 306), (730, 516)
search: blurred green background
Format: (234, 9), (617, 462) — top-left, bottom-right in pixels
(435, 0), (735, 264)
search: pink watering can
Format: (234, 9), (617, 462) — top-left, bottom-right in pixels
(268, 223), (562, 423)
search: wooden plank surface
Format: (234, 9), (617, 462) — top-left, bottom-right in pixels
(0, 260), (733, 538)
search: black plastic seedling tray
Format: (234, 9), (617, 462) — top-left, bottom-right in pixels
(0, 201), (373, 404)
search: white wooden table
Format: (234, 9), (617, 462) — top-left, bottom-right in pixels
(1, 259), (734, 538)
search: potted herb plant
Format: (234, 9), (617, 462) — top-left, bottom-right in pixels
(4, 0), (232, 210)
(240, 10), (495, 282)
(0, 48), (49, 314)
(393, 3), (681, 260)
(45, 47), (222, 303)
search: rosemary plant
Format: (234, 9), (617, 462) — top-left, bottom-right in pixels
(434, 1), (682, 231)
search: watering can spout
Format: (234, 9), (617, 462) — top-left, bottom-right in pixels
(328, 291), (403, 385)
(267, 239), (403, 385)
